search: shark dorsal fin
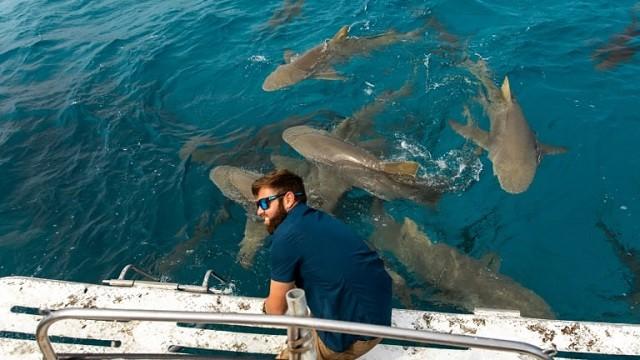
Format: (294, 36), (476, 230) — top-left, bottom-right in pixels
(331, 26), (349, 43)
(500, 76), (512, 102)
(480, 252), (501, 272)
(381, 160), (419, 177)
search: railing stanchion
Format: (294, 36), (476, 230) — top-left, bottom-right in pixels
(286, 289), (317, 360)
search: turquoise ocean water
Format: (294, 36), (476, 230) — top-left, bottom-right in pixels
(1, 0), (639, 326)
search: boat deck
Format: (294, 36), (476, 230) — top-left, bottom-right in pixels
(1, 276), (639, 359)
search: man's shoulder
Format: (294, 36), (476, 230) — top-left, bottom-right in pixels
(271, 217), (304, 244)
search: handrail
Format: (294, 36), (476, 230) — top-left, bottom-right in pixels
(201, 269), (227, 288)
(117, 264), (159, 281)
(36, 308), (555, 360)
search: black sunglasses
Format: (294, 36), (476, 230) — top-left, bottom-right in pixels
(256, 192), (303, 211)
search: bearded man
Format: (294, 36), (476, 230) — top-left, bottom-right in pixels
(251, 169), (392, 360)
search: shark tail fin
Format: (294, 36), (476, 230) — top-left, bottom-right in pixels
(378, 80), (414, 102)
(331, 26), (349, 43)
(500, 76), (513, 102)
(381, 160), (419, 177)
(539, 143), (568, 156)
(395, 79), (415, 98)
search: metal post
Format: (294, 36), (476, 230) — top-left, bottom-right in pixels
(285, 289), (317, 360)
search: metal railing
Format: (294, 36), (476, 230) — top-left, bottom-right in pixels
(36, 308), (556, 360)
(101, 264), (228, 294)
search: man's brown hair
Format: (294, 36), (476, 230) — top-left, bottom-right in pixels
(251, 169), (307, 203)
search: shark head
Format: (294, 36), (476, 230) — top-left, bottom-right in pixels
(281, 125), (320, 157)
(262, 63), (311, 91)
(210, 166), (261, 205)
(493, 160), (537, 194)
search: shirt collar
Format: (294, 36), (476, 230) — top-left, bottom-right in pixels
(273, 202), (307, 235)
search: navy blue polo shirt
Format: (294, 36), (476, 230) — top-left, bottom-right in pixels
(269, 202), (392, 352)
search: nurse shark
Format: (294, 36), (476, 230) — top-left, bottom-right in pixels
(282, 125), (444, 205)
(209, 163), (337, 268)
(369, 201), (555, 319)
(267, 0), (304, 29)
(592, 7), (640, 71)
(209, 166), (269, 268)
(153, 207), (230, 276)
(596, 220), (640, 307)
(262, 24), (424, 91)
(332, 79), (413, 145)
(449, 59), (566, 194)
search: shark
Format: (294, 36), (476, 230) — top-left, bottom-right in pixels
(449, 59), (567, 194)
(262, 24), (424, 91)
(369, 201), (555, 319)
(153, 207), (230, 277)
(209, 162), (341, 268)
(209, 166), (269, 268)
(596, 220), (640, 307)
(267, 0), (304, 29)
(178, 110), (343, 169)
(269, 154), (349, 213)
(332, 79), (414, 145)
(282, 125), (444, 205)
(592, 8), (640, 71)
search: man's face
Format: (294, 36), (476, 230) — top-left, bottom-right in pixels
(256, 187), (288, 234)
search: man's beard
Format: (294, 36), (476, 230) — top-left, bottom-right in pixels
(266, 201), (288, 235)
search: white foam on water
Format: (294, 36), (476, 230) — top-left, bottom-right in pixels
(393, 135), (483, 192)
(248, 55), (268, 63)
(396, 137), (433, 161)
(423, 52), (431, 93)
(364, 81), (375, 96)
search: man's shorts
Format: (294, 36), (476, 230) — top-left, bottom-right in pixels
(276, 330), (382, 360)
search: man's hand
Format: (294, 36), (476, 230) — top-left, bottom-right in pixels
(264, 280), (295, 315)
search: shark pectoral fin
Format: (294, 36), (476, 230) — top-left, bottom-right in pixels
(500, 76), (513, 102)
(283, 50), (297, 63)
(381, 160), (419, 177)
(480, 252), (501, 272)
(312, 68), (346, 81)
(448, 119), (491, 151)
(538, 143), (568, 156)
(331, 25), (349, 43)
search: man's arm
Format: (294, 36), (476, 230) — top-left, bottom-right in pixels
(264, 279), (295, 315)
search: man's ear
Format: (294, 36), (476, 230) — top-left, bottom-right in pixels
(284, 191), (297, 211)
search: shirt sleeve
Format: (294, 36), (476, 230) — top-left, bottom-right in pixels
(270, 231), (300, 283)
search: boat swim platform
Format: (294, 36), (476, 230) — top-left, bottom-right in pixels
(1, 276), (639, 359)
